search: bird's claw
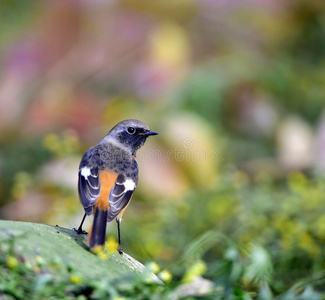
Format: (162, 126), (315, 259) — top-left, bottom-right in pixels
(73, 228), (88, 235)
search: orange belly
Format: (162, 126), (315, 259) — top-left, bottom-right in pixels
(95, 170), (118, 211)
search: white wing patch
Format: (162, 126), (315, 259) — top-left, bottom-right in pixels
(108, 176), (137, 221)
(80, 166), (91, 180)
(124, 179), (136, 191)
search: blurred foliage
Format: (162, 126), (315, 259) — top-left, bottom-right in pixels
(1, 0), (325, 298)
(1, 227), (325, 299)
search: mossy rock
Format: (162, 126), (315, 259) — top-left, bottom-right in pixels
(0, 220), (161, 283)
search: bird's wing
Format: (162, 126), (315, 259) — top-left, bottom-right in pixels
(108, 174), (137, 221)
(78, 166), (101, 215)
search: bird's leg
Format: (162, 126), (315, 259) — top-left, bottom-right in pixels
(73, 213), (88, 234)
(116, 218), (123, 254)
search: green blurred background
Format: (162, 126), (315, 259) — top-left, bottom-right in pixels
(1, 0), (325, 294)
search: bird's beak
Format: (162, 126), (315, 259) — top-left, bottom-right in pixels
(145, 130), (159, 136)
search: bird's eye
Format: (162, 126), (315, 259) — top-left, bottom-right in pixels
(127, 127), (136, 134)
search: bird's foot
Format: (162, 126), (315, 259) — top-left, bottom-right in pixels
(73, 228), (88, 235)
(118, 245), (124, 255)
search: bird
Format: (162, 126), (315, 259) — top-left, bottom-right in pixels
(74, 119), (158, 254)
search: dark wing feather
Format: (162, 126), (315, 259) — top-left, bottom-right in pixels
(78, 166), (101, 215)
(108, 174), (136, 221)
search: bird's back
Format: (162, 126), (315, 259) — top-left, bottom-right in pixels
(79, 142), (138, 180)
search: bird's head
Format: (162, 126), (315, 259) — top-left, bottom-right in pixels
(103, 119), (158, 155)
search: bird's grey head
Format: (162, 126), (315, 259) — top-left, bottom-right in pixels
(101, 119), (158, 155)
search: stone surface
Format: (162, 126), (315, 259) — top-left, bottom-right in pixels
(0, 220), (162, 283)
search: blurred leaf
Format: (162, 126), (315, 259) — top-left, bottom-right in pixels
(242, 244), (273, 286)
(181, 231), (230, 266)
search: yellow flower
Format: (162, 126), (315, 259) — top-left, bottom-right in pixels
(6, 256), (18, 269)
(91, 245), (105, 254)
(297, 233), (320, 258)
(158, 270), (172, 283)
(105, 236), (118, 253)
(298, 232), (313, 249)
(148, 261), (160, 274)
(70, 275), (82, 284)
(182, 260), (207, 283)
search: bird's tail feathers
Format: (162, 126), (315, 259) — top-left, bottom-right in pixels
(88, 208), (108, 249)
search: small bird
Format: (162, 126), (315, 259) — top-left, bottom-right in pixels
(74, 119), (158, 254)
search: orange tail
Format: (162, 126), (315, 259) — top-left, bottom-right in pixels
(88, 208), (108, 249)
